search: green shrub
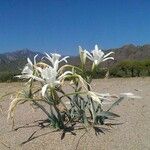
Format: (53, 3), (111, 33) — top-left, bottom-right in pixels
(110, 60), (150, 77)
(142, 59), (150, 76)
(0, 72), (19, 82)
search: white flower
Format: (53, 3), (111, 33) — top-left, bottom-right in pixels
(36, 66), (72, 97)
(40, 66), (59, 86)
(87, 91), (101, 104)
(16, 55), (38, 79)
(79, 46), (87, 65)
(87, 91), (112, 105)
(44, 53), (69, 70)
(86, 44), (114, 65)
(39, 66), (60, 96)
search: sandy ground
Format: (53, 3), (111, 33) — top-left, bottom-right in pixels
(0, 77), (150, 150)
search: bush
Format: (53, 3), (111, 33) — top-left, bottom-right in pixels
(0, 72), (19, 82)
(110, 60), (150, 77)
(86, 68), (107, 79)
(142, 59), (150, 76)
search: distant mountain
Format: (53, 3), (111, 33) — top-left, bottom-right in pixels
(108, 44), (150, 62)
(0, 44), (150, 73)
(0, 49), (43, 73)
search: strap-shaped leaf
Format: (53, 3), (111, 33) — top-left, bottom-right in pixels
(107, 97), (124, 111)
(98, 111), (120, 118)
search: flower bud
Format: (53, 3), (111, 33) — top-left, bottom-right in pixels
(79, 46), (87, 65)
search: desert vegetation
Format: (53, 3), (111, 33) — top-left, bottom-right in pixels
(110, 59), (150, 77)
(0, 59), (150, 82)
(0, 45), (148, 150)
(0, 45), (141, 138)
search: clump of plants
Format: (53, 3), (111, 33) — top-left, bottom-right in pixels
(7, 45), (140, 134)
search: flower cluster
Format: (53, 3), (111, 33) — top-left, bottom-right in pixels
(16, 44), (114, 98)
(17, 53), (72, 97)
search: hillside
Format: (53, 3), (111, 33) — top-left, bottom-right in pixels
(0, 49), (43, 73)
(0, 44), (150, 74)
(109, 44), (150, 62)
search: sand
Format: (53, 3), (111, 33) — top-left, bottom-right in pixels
(0, 77), (150, 150)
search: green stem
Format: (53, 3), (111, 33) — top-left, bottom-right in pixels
(86, 82), (96, 123)
(31, 100), (53, 122)
(51, 90), (65, 128)
(53, 105), (65, 128)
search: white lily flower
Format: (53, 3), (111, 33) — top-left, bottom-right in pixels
(87, 91), (103, 104)
(36, 66), (73, 97)
(86, 44), (114, 65)
(16, 55), (38, 79)
(79, 46), (87, 65)
(44, 53), (69, 70)
(87, 91), (114, 104)
(38, 66), (60, 87)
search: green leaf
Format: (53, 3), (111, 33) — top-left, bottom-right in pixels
(107, 97), (124, 111)
(98, 111), (120, 118)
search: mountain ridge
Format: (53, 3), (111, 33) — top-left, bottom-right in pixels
(0, 44), (150, 73)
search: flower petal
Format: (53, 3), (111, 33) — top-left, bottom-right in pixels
(44, 52), (53, 63)
(87, 91), (102, 104)
(42, 84), (49, 97)
(27, 58), (33, 66)
(34, 54), (38, 65)
(59, 56), (69, 63)
(103, 51), (114, 58)
(86, 50), (93, 61)
(79, 46), (83, 53)
(102, 57), (114, 62)
(95, 44), (99, 51)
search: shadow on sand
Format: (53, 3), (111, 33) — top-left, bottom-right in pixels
(12, 119), (123, 149)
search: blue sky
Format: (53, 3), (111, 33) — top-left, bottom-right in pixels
(0, 0), (150, 55)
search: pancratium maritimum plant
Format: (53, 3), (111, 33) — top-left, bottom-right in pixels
(6, 44), (141, 135)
